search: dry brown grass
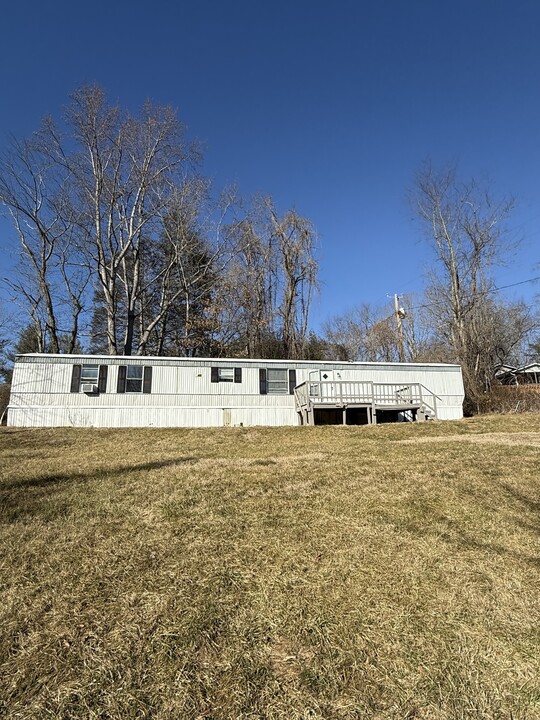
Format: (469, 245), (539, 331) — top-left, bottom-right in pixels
(1, 415), (540, 719)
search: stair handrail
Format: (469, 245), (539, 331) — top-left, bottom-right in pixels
(417, 383), (441, 418)
(294, 382), (310, 411)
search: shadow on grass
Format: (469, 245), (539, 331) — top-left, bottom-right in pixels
(0, 457), (199, 523)
(452, 531), (540, 569)
(393, 487), (540, 570)
(496, 481), (540, 539)
(3, 457), (199, 491)
(403, 516), (540, 569)
(498, 481), (540, 513)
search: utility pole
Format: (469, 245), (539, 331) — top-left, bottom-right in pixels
(394, 293), (406, 362)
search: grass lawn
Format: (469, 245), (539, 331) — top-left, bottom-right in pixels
(1, 415), (540, 719)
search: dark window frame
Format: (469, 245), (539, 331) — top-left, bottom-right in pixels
(126, 365), (144, 393)
(71, 364), (108, 393)
(117, 365), (153, 394)
(211, 367), (242, 384)
(260, 368), (296, 395)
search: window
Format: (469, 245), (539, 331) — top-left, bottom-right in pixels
(211, 367), (242, 383)
(218, 367), (234, 382)
(267, 368), (288, 394)
(259, 368), (296, 395)
(70, 364), (108, 393)
(117, 365), (152, 394)
(81, 365), (99, 386)
(126, 365), (143, 393)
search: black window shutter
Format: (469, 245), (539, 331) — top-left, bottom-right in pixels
(259, 368), (267, 395)
(234, 367), (242, 384)
(70, 365), (81, 393)
(211, 367), (219, 383)
(289, 369), (297, 395)
(117, 365), (127, 393)
(143, 366), (153, 394)
(98, 365), (108, 393)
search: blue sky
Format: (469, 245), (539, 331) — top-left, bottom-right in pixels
(1, 0), (539, 333)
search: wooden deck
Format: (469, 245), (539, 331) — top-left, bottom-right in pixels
(294, 381), (439, 425)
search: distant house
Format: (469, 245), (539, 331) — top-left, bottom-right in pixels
(495, 363), (540, 386)
(7, 354), (465, 428)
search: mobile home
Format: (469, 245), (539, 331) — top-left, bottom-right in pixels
(7, 354), (464, 428)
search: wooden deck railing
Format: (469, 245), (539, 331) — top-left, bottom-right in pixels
(294, 381), (439, 419)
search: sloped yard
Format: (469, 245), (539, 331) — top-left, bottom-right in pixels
(1, 416), (539, 719)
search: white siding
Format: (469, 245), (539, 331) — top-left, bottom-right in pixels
(8, 354), (464, 427)
(7, 405), (299, 428)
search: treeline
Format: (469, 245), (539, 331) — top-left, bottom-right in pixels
(0, 86), (318, 362)
(325, 165), (539, 413)
(0, 88), (539, 413)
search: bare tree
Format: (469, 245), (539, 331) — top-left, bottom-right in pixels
(54, 86), (204, 355)
(268, 201), (318, 359)
(221, 196), (318, 358)
(323, 303), (401, 362)
(323, 292), (452, 364)
(224, 199), (277, 357)
(322, 306), (367, 361)
(1, 87), (200, 357)
(137, 178), (228, 356)
(412, 163), (519, 407)
(0, 136), (89, 353)
(1, 88), (320, 360)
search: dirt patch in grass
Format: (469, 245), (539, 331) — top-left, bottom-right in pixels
(1, 415), (540, 718)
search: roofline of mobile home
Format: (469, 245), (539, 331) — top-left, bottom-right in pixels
(15, 353), (462, 369)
